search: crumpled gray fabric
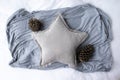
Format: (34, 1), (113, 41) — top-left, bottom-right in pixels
(6, 4), (113, 72)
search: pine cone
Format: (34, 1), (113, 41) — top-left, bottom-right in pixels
(77, 44), (94, 62)
(28, 18), (43, 32)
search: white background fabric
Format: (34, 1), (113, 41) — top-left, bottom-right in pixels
(0, 0), (120, 80)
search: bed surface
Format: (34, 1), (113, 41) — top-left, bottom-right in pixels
(0, 0), (120, 80)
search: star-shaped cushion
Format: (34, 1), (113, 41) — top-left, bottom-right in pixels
(32, 14), (88, 68)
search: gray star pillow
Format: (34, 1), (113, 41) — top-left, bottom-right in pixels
(32, 14), (88, 68)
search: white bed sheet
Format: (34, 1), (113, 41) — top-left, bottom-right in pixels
(0, 0), (120, 80)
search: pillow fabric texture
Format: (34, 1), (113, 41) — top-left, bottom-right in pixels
(6, 4), (113, 72)
(32, 14), (88, 68)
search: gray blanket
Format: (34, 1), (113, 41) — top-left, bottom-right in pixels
(6, 4), (113, 72)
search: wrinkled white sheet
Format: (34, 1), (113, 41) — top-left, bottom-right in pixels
(0, 0), (120, 80)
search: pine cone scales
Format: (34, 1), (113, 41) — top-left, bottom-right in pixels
(78, 44), (94, 62)
(28, 18), (43, 32)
